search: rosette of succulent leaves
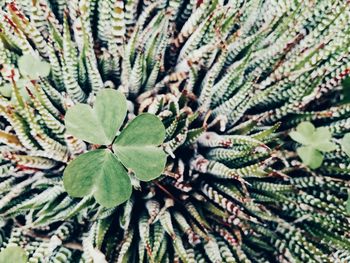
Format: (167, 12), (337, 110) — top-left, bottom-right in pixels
(0, 0), (350, 262)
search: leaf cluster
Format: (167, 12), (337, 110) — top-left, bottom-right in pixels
(290, 122), (336, 169)
(63, 89), (167, 207)
(0, 54), (50, 99)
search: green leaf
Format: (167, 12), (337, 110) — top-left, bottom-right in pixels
(296, 146), (323, 169)
(315, 141), (337, 152)
(341, 76), (350, 104)
(290, 122), (336, 152)
(311, 127), (335, 151)
(18, 54), (51, 79)
(65, 89), (127, 145)
(0, 245), (27, 263)
(341, 133), (350, 157)
(289, 122), (315, 145)
(113, 113), (167, 181)
(63, 149), (132, 208)
(0, 80), (31, 100)
(0, 83), (12, 97)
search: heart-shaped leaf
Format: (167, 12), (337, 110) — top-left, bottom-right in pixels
(113, 113), (166, 181)
(311, 127), (336, 151)
(341, 133), (350, 157)
(18, 54), (51, 79)
(289, 122), (315, 145)
(63, 149), (132, 208)
(65, 89), (127, 145)
(296, 146), (323, 169)
(0, 246), (27, 263)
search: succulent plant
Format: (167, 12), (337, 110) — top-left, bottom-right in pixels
(0, 0), (349, 262)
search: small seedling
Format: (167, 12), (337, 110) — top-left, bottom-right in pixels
(0, 54), (50, 99)
(18, 54), (51, 79)
(63, 89), (167, 208)
(289, 122), (337, 169)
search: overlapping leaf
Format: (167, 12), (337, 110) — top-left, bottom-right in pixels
(290, 122), (336, 169)
(63, 149), (132, 207)
(64, 89), (166, 207)
(113, 113), (167, 181)
(65, 89), (127, 145)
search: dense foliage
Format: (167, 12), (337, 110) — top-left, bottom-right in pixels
(0, 0), (349, 262)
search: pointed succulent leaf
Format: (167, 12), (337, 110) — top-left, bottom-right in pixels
(0, 246), (27, 263)
(341, 133), (350, 157)
(65, 89), (127, 145)
(289, 121), (315, 145)
(341, 76), (350, 104)
(113, 113), (167, 181)
(63, 149), (132, 208)
(347, 190), (350, 214)
(296, 146), (323, 169)
(18, 54), (51, 79)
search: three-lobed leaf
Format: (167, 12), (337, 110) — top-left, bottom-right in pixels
(63, 89), (167, 207)
(289, 122), (314, 145)
(290, 122), (336, 151)
(290, 122), (336, 169)
(113, 113), (167, 181)
(65, 89), (127, 145)
(0, 246), (27, 263)
(18, 54), (51, 79)
(63, 149), (132, 208)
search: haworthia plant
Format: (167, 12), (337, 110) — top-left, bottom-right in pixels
(0, 0), (349, 262)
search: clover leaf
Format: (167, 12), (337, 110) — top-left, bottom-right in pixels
(340, 133), (350, 157)
(296, 146), (324, 169)
(113, 113), (167, 181)
(65, 89), (127, 145)
(290, 122), (336, 169)
(18, 54), (51, 79)
(63, 149), (132, 207)
(63, 89), (167, 207)
(0, 245), (27, 263)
